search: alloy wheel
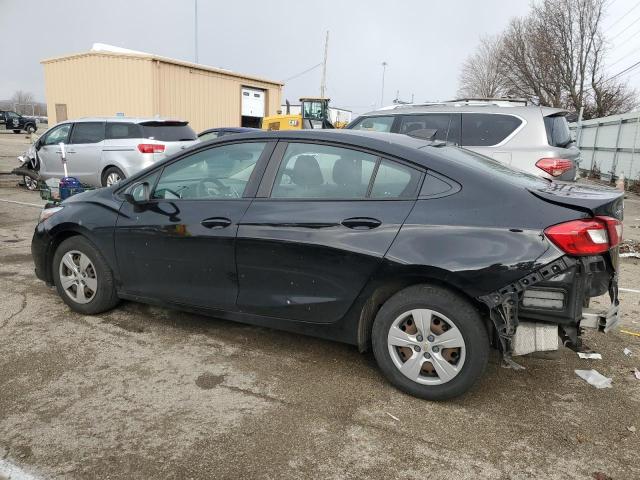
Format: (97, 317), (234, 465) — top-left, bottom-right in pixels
(106, 172), (121, 186)
(24, 175), (38, 191)
(58, 250), (98, 304)
(387, 309), (466, 385)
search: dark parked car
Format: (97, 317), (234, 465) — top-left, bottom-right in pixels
(198, 127), (261, 142)
(31, 130), (623, 400)
(0, 110), (37, 134)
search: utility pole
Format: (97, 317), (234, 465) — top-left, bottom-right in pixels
(380, 61), (388, 107)
(320, 31), (329, 99)
(194, 0), (199, 63)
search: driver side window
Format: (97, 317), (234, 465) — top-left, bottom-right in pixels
(42, 124), (72, 146)
(152, 142), (266, 200)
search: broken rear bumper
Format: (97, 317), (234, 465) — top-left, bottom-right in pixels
(478, 253), (619, 356)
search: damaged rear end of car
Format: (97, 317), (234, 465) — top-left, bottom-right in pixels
(479, 181), (623, 365)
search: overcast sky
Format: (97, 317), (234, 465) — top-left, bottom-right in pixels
(1, 0), (638, 114)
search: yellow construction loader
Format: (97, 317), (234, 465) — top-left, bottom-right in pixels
(262, 97), (335, 130)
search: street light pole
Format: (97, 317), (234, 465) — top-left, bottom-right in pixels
(380, 61), (388, 108)
(194, 0), (199, 63)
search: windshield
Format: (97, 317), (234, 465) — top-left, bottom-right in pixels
(426, 145), (549, 188)
(349, 116), (395, 132)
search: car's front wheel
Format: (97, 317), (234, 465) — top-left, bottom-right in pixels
(23, 175), (38, 191)
(53, 236), (119, 314)
(12, 129), (20, 134)
(372, 284), (489, 400)
(26, 124), (36, 134)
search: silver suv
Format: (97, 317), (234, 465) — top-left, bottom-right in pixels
(27, 117), (198, 187)
(347, 99), (579, 181)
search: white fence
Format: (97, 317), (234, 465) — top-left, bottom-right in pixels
(570, 110), (640, 181)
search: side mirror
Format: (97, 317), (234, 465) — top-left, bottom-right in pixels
(124, 181), (151, 204)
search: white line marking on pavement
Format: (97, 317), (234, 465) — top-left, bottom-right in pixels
(0, 198), (43, 208)
(0, 459), (43, 480)
(620, 287), (640, 293)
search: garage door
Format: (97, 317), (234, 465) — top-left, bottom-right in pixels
(241, 88), (265, 118)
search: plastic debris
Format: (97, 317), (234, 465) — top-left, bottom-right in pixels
(578, 352), (602, 360)
(385, 412), (400, 422)
(623, 347), (632, 356)
(635, 368), (640, 380)
(575, 369), (613, 389)
(620, 329), (640, 338)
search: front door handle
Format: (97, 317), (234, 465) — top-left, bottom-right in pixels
(341, 217), (382, 230)
(201, 217), (232, 229)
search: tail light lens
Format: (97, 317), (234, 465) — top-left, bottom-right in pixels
(536, 158), (573, 177)
(544, 216), (622, 255)
(138, 143), (165, 154)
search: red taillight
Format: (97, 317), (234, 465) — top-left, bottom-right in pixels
(536, 158), (573, 177)
(137, 143), (165, 153)
(544, 216), (622, 255)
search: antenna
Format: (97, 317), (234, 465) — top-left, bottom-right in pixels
(320, 31), (329, 99)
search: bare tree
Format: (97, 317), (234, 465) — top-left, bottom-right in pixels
(11, 90), (35, 105)
(457, 36), (506, 98)
(459, 0), (637, 119)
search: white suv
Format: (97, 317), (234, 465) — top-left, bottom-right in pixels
(347, 99), (579, 181)
(24, 117), (198, 187)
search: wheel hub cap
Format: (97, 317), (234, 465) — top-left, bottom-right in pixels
(59, 250), (97, 304)
(387, 309), (466, 385)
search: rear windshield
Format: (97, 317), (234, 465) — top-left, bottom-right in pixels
(425, 145), (549, 188)
(140, 122), (197, 141)
(544, 115), (572, 148)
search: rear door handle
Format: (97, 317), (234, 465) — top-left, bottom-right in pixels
(341, 217), (382, 230)
(201, 217), (232, 229)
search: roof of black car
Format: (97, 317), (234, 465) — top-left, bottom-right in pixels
(219, 129), (433, 150)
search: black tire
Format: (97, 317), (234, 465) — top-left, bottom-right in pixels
(12, 129), (20, 134)
(52, 236), (120, 314)
(372, 284), (489, 401)
(26, 124), (36, 134)
(101, 166), (125, 187)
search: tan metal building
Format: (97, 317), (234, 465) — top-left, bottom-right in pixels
(41, 50), (283, 132)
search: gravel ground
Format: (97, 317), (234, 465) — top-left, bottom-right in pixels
(1, 129), (639, 479)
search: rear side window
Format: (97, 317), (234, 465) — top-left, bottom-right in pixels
(349, 116), (394, 132)
(461, 113), (522, 146)
(544, 115), (572, 147)
(398, 114), (454, 142)
(271, 143), (377, 199)
(370, 159), (422, 199)
(70, 122), (105, 144)
(106, 122), (142, 139)
(140, 122), (197, 141)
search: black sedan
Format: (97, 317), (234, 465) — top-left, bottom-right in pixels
(31, 130), (623, 400)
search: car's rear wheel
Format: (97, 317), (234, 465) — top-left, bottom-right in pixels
(372, 284), (489, 400)
(101, 167), (125, 187)
(12, 130), (20, 134)
(53, 236), (119, 314)
(26, 124), (36, 134)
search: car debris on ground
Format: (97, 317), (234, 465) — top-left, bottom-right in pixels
(575, 369), (613, 388)
(577, 352), (602, 359)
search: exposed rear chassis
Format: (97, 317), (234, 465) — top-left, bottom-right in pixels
(477, 255), (619, 365)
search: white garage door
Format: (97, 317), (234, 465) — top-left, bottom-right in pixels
(241, 88), (265, 117)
